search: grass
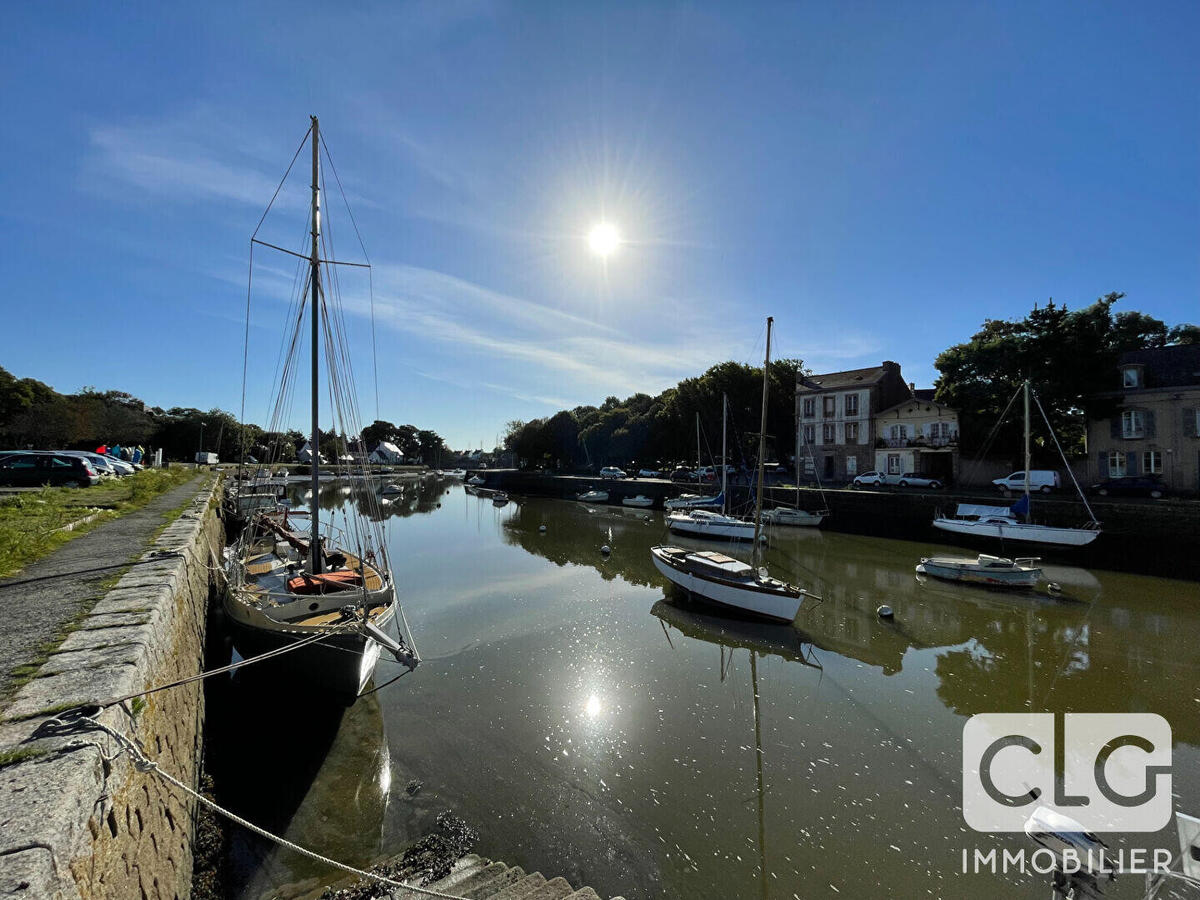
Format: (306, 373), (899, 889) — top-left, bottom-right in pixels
(0, 468), (201, 579)
(0, 746), (47, 769)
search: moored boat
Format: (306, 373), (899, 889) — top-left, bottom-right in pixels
(762, 507), (825, 528)
(577, 489), (609, 503)
(650, 546), (810, 623)
(916, 553), (1042, 588)
(652, 317), (817, 621)
(621, 494), (654, 508)
(667, 509), (759, 541)
(664, 492), (723, 510)
(225, 116), (420, 704)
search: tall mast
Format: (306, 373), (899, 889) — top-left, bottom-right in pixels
(752, 317), (772, 550)
(696, 413), (701, 490)
(309, 116), (322, 574)
(721, 393), (728, 514)
(1023, 378), (1031, 520)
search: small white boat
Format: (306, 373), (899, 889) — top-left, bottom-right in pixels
(667, 509), (759, 541)
(664, 491), (723, 510)
(380, 482), (405, 496)
(444, 469), (467, 480)
(467, 474), (486, 486)
(622, 495), (654, 508)
(492, 491), (509, 506)
(762, 507), (825, 528)
(577, 489), (609, 503)
(650, 546), (810, 623)
(916, 553), (1042, 588)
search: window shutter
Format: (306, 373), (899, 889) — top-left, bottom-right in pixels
(1110, 417), (1121, 439)
(1126, 452), (1138, 475)
(1183, 409), (1197, 438)
(1097, 451), (1108, 478)
(1144, 409), (1156, 438)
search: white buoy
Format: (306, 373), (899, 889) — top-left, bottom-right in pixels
(1046, 583), (1062, 595)
(600, 545), (611, 555)
(877, 604), (894, 619)
(538, 525), (547, 533)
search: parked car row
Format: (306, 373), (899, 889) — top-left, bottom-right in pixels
(852, 471), (945, 489)
(0, 449), (141, 488)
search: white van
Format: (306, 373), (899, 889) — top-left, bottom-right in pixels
(992, 470), (1060, 494)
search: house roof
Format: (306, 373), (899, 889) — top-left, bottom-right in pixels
(912, 388), (937, 402)
(1118, 345), (1200, 389)
(877, 394), (957, 417)
(797, 361), (899, 392)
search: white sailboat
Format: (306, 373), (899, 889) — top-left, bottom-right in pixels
(664, 413), (722, 510)
(668, 394), (758, 540)
(621, 495), (654, 508)
(932, 382), (1100, 547)
(762, 410), (828, 527)
(653, 317), (816, 623)
(225, 117), (419, 704)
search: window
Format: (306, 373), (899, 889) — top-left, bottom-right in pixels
(1122, 410), (1144, 438)
(823, 396), (836, 417)
(1122, 366), (1142, 389)
(846, 456), (857, 475)
(887, 453), (902, 474)
(889, 424), (908, 441)
(802, 398), (815, 418)
(822, 423), (836, 444)
(1142, 451), (1162, 474)
(845, 393), (859, 416)
(845, 422), (859, 443)
(1108, 451), (1126, 477)
(802, 424), (815, 445)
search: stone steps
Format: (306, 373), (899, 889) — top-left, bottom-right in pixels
(387, 854), (623, 900)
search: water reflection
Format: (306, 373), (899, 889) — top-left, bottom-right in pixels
(234, 486), (1200, 900)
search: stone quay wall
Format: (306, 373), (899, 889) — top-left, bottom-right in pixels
(0, 479), (224, 900)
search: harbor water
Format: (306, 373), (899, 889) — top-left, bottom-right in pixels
(211, 479), (1200, 899)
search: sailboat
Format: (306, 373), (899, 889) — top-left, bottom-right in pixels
(664, 413), (723, 510)
(652, 317), (817, 623)
(225, 117), (419, 704)
(667, 394), (758, 540)
(932, 381), (1101, 547)
(762, 405), (828, 527)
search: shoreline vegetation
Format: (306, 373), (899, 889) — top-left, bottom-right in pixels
(0, 467), (201, 578)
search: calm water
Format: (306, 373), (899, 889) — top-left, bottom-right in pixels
(215, 480), (1200, 900)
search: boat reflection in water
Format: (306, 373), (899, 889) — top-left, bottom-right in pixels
(652, 598), (820, 900)
(206, 662), (393, 900)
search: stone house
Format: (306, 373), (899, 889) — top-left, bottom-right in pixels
(1087, 345), (1200, 493)
(873, 389), (961, 483)
(794, 361), (912, 481)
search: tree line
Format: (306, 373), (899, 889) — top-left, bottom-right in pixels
(0, 368), (448, 465)
(504, 292), (1197, 471)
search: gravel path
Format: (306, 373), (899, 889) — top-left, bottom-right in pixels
(0, 474), (207, 701)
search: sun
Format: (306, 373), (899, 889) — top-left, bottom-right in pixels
(587, 222), (621, 257)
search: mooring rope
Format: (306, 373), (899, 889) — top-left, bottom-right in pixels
(48, 710), (471, 900)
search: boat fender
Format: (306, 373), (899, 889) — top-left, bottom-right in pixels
(538, 525), (547, 532)
(601, 545), (611, 555)
(877, 605), (894, 619)
(1046, 582), (1062, 595)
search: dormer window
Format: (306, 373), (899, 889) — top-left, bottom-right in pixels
(1122, 365), (1143, 389)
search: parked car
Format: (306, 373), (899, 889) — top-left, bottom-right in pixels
(1089, 475), (1168, 499)
(599, 467), (627, 479)
(637, 468), (662, 478)
(105, 456), (136, 476)
(852, 471), (886, 487)
(992, 470), (1061, 494)
(58, 451), (119, 478)
(0, 453), (100, 487)
(896, 472), (944, 489)
(669, 466), (695, 482)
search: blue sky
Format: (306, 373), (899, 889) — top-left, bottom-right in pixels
(2, 1), (1197, 450)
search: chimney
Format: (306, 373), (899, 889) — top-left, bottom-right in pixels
(909, 382), (915, 393)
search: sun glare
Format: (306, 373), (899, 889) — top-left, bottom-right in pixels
(587, 222), (621, 257)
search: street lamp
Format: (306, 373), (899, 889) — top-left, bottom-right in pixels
(198, 421), (206, 456)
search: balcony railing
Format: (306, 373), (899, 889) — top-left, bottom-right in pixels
(876, 435), (959, 449)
